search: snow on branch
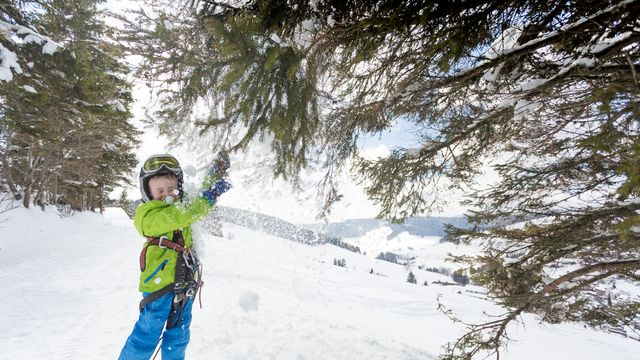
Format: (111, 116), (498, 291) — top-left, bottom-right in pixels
(0, 19), (61, 82)
(0, 42), (21, 81)
(456, 0), (639, 84)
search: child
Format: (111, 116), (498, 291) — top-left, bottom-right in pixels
(119, 153), (230, 360)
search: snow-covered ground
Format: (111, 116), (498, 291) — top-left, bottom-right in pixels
(0, 206), (638, 359)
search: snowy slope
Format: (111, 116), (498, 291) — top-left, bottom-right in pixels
(0, 206), (638, 359)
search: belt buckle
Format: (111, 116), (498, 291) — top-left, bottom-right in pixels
(158, 235), (169, 248)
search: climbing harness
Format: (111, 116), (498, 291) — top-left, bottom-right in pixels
(138, 230), (204, 330)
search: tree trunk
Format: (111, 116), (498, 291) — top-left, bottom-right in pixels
(98, 187), (104, 214)
(1, 147), (22, 201)
(34, 190), (45, 211)
(22, 184), (32, 208)
(22, 153), (42, 209)
(86, 189), (92, 211)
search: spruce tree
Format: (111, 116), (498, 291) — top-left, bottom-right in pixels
(407, 271), (417, 284)
(117, 189), (134, 218)
(43, 0), (139, 211)
(1, 0), (139, 210)
(0, 1), (59, 201)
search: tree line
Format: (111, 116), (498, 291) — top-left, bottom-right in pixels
(0, 0), (139, 212)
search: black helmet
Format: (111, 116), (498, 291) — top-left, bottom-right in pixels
(139, 154), (184, 202)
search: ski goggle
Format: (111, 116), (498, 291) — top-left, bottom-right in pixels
(142, 156), (181, 173)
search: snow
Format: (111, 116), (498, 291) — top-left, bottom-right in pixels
(520, 78), (549, 92)
(42, 40), (60, 55)
(485, 26), (522, 60)
(619, 197), (640, 206)
(0, 19), (61, 82)
(591, 32), (633, 54)
(103, 142), (118, 151)
(106, 99), (127, 112)
(63, 179), (83, 186)
(327, 15), (336, 27)
(238, 291), (260, 312)
(269, 33), (282, 44)
(0, 42), (23, 82)
(0, 205), (638, 359)
(22, 85), (38, 94)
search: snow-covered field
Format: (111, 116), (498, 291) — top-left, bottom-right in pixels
(0, 206), (638, 359)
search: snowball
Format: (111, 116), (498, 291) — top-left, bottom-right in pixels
(238, 291), (259, 312)
(184, 164), (197, 177)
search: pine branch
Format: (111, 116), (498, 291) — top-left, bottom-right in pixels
(443, 0), (640, 87)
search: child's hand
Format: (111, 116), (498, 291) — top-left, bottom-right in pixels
(212, 179), (232, 195)
(201, 179), (232, 204)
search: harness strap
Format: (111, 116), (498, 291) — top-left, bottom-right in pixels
(139, 283), (174, 312)
(167, 295), (188, 329)
(140, 230), (185, 271)
(145, 237), (186, 253)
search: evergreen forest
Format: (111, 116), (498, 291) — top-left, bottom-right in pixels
(1, 0), (138, 212)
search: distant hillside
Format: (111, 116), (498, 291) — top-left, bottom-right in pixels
(213, 206), (329, 245)
(210, 206), (467, 248)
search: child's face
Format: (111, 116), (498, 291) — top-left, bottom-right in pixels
(148, 175), (178, 201)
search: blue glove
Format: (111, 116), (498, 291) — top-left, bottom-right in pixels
(201, 179), (232, 205)
(213, 178), (232, 195)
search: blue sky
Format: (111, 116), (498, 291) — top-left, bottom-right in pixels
(357, 118), (423, 151)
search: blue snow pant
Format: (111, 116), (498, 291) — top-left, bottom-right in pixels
(119, 291), (194, 360)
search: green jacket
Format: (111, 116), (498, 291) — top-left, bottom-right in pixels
(134, 196), (213, 293)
